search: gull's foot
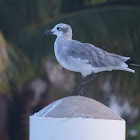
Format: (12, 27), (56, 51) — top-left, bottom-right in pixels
(74, 84), (85, 96)
(75, 83), (85, 91)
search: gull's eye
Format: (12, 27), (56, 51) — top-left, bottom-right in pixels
(57, 27), (61, 31)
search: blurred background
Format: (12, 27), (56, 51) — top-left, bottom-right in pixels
(0, 0), (140, 139)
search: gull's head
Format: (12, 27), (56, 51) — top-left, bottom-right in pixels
(43, 23), (72, 39)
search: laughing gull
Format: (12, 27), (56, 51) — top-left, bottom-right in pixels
(44, 23), (140, 95)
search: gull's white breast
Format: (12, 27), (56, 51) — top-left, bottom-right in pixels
(54, 40), (94, 76)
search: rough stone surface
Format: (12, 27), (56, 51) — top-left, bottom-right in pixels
(34, 96), (122, 120)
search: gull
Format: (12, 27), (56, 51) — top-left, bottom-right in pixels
(43, 23), (140, 95)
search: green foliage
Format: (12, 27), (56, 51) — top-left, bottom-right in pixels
(7, 45), (34, 86)
(0, 0), (61, 41)
(85, 0), (106, 5)
(0, 32), (34, 95)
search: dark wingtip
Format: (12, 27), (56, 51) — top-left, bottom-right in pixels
(126, 59), (140, 67)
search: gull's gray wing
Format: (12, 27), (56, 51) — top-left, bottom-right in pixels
(66, 40), (129, 68)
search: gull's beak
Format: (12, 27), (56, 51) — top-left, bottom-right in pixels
(43, 30), (54, 36)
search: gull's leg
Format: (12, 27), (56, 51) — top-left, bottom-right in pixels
(82, 72), (97, 86)
(76, 72), (97, 95)
(79, 75), (85, 96)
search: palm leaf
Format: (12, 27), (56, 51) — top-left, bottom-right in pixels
(0, 31), (34, 95)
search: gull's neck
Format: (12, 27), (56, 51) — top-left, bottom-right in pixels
(55, 36), (72, 45)
(55, 35), (72, 49)
(56, 31), (72, 40)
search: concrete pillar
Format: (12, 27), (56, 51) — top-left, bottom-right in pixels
(30, 96), (125, 140)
